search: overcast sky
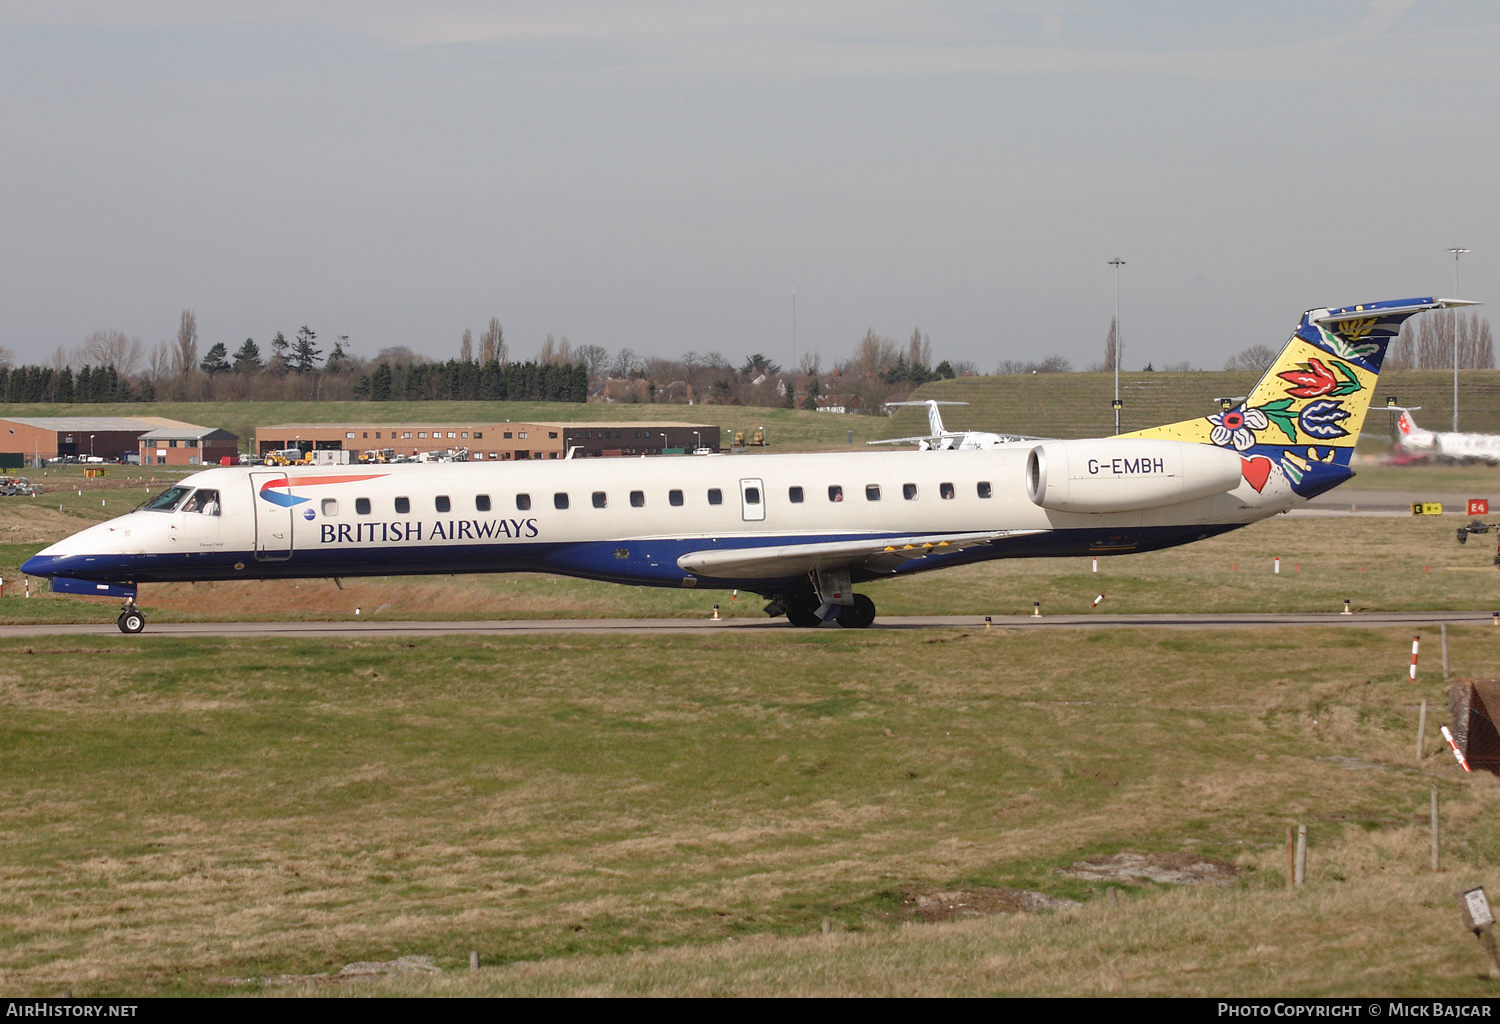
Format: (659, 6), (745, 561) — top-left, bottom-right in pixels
(1, 1), (1496, 375)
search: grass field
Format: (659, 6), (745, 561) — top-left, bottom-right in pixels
(2, 627), (1498, 996)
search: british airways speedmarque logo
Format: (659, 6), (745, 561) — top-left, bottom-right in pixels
(257, 474), (387, 508)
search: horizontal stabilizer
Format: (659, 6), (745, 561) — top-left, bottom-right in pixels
(677, 530), (1045, 579)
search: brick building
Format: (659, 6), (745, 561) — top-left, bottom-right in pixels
(255, 421), (720, 461)
(138, 425), (241, 467)
(0, 416), (203, 466)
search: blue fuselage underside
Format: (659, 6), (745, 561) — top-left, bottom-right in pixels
(24, 523), (1243, 595)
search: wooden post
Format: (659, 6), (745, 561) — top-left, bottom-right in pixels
(1417, 698), (1428, 763)
(1442, 623), (1450, 681)
(469, 950), (479, 971)
(1285, 827), (1295, 890)
(1295, 825), (1308, 887)
(1431, 787), (1440, 873)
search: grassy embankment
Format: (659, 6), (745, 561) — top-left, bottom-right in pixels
(1, 627), (1497, 996)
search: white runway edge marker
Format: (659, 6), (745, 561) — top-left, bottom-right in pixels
(1091, 593), (1105, 608)
(1441, 725), (1472, 772)
(1092, 557), (1098, 573)
(1410, 634), (1420, 681)
(1274, 556), (1281, 574)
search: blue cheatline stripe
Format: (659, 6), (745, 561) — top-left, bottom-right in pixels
(22, 523), (1245, 595)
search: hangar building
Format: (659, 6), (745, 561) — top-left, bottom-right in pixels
(0, 416), (211, 466)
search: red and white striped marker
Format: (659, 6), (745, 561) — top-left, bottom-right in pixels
(1441, 725), (1472, 772)
(1409, 635), (1420, 680)
(24, 578), (30, 599)
(1091, 593), (1105, 608)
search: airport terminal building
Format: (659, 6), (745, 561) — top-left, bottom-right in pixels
(255, 421), (721, 461)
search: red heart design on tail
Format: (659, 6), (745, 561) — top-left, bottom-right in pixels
(1241, 456), (1272, 492)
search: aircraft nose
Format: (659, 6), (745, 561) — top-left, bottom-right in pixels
(21, 551), (62, 578)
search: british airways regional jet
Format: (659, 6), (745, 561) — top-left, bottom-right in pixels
(23, 297), (1473, 633)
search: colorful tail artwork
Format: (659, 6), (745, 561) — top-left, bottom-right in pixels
(1125, 298), (1475, 499)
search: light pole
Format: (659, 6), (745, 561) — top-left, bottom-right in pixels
(661, 432), (667, 454)
(1449, 248), (1470, 431)
(1108, 258), (1126, 435)
(89, 434), (95, 460)
(693, 431), (701, 452)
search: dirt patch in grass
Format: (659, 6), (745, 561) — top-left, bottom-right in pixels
(1060, 851), (1240, 887)
(897, 887), (1081, 922)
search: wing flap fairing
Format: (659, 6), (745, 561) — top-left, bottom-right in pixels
(676, 530), (1046, 579)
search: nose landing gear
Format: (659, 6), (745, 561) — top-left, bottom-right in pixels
(117, 602), (145, 634)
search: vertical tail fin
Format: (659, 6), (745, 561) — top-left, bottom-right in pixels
(1126, 298), (1475, 497)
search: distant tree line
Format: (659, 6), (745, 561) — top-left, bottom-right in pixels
(0, 364), (135, 403)
(360, 360), (588, 403)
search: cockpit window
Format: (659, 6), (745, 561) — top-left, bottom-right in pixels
(143, 485), (191, 512)
(181, 489), (221, 516)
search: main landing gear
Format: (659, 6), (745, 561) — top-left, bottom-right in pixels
(769, 592), (877, 629)
(117, 602), (145, 634)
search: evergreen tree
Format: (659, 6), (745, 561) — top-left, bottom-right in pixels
(325, 335), (349, 374)
(233, 338), (262, 373)
(290, 326), (321, 374)
(370, 363), (393, 402)
(269, 331), (290, 375)
(200, 342), (230, 374)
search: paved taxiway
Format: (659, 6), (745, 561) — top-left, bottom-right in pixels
(3, 610), (1499, 638)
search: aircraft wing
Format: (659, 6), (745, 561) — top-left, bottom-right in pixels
(866, 435), (941, 446)
(676, 530), (1046, 579)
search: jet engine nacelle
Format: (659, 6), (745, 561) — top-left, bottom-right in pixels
(1025, 439), (1245, 513)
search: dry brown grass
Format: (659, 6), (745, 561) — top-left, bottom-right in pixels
(1, 628), (1498, 996)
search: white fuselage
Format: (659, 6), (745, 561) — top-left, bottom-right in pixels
(28, 446), (1291, 596)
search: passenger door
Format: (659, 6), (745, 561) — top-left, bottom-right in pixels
(249, 471), (294, 561)
(739, 478), (766, 522)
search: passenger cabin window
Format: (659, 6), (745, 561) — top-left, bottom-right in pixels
(395, 497), (410, 514)
(828, 485), (844, 503)
(865, 484), (881, 501)
(476, 495), (491, 512)
(789, 486), (804, 503)
(903, 483), (918, 500)
(669, 489), (684, 507)
(516, 493), (532, 511)
(321, 498), (339, 517)
(143, 485), (190, 512)
(554, 493), (569, 510)
(592, 491), (607, 509)
(355, 498), (371, 515)
(436, 496), (451, 513)
(707, 488), (723, 506)
(977, 481), (993, 499)
(745, 487), (761, 504)
(630, 491), (645, 508)
(940, 482), (955, 500)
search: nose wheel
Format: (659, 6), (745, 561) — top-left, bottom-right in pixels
(117, 608), (145, 634)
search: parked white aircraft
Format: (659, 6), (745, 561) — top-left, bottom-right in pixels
(24, 297), (1470, 633)
(1389, 407), (1500, 465)
(869, 401), (1039, 450)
